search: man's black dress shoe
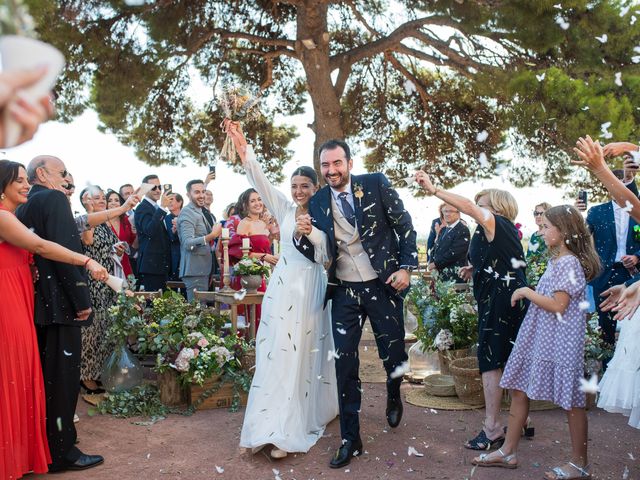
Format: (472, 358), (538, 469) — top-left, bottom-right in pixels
(50, 454), (104, 473)
(329, 439), (363, 469)
(386, 397), (403, 428)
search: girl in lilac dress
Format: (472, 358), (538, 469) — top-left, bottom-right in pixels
(473, 205), (601, 480)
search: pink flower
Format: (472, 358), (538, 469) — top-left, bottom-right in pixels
(197, 338), (209, 348)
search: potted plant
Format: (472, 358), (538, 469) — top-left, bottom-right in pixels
(103, 289), (147, 393)
(410, 277), (478, 375)
(233, 255), (270, 293)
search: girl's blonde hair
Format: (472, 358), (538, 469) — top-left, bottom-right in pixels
(535, 202), (552, 211)
(544, 205), (601, 282)
(474, 189), (519, 222)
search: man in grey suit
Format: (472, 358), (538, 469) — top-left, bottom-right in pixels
(177, 179), (222, 301)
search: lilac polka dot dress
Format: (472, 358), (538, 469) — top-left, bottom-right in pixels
(500, 254), (586, 410)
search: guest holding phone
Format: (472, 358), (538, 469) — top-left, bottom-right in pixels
(165, 193), (184, 282)
(105, 190), (136, 278)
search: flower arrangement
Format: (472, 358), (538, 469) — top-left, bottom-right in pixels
(217, 85), (261, 163)
(409, 277), (478, 351)
(0, 0), (36, 36)
(584, 312), (614, 375)
(234, 255), (271, 277)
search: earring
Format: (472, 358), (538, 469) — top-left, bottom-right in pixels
(0, 193), (5, 200)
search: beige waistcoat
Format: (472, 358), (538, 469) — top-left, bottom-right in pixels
(331, 194), (378, 282)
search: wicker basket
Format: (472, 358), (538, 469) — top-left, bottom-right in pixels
(423, 374), (456, 397)
(449, 356), (485, 406)
(438, 348), (472, 375)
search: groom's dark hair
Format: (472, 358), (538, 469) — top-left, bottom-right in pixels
(318, 139), (351, 160)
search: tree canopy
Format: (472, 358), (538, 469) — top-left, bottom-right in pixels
(26, 0), (640, 189)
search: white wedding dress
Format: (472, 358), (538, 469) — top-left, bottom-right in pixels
(597, 306), (640, 429)
(239, 147), (339, 453)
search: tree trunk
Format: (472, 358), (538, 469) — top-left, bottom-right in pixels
(297, 1), (345, 180)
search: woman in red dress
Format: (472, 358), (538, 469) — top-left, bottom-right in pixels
(228, 188), (279, 332)
(0, 160), (108, 479)
(105, 190), (136, 278)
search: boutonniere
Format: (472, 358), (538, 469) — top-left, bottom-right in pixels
(353, 183), (364, 204)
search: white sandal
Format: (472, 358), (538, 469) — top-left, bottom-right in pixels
(471, 448), (518, 469)
(544, 462), (591, 479)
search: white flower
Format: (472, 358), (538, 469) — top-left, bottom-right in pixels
(434, 329), (454, 351)
(174, 348), (196, 372)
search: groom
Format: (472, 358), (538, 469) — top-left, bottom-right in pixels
(295, 139), (417, 468)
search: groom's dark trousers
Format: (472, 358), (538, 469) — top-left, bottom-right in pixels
(332, 279), (407, 442)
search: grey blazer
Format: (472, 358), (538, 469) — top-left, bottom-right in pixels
(177, 202), (213, 278)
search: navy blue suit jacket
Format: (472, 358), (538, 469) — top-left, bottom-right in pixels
(135, 198), (171, 276)
(297, 173), (418, 304)
(587, 181), (640, 292)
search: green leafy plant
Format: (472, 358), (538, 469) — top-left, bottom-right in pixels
(234, 255), (271, 277)
(584, 312), (614, 375)
(89, 384), (167, 419)
(409, 277), (478, 352)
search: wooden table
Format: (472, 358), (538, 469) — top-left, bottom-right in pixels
(193, 290), (264, 341)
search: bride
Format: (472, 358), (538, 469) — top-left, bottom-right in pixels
(597, 280), (640, 428)
(224, 121), (339, 459)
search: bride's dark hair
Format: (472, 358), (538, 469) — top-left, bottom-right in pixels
(291, 166), (318, 186)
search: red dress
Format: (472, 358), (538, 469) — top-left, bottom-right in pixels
(0, 209), (51, 478)
(228, 234), (271, 332)
(109, 215), (136, 278)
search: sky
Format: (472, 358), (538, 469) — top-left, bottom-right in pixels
(6, 105), (571, 241)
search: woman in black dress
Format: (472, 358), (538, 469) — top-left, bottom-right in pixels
(415, 172), (528, 451)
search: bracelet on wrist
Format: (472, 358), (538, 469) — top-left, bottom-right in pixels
(83, 257), (91, 268)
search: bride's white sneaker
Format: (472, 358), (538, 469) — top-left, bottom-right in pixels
(270, 447), (288, 459)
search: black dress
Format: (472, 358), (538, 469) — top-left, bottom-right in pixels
(468, 215), (528, 373)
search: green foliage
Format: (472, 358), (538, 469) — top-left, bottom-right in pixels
(28, 1), (640, 189)
(408, 276), (478, 351)
(233, 255), (271, 276)
(585, 312), (614, 371)
(89, 384), (167, 419)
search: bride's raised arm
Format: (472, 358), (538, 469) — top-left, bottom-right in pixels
(224, 120), (289, 225)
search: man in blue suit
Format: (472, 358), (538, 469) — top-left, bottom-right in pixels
(587, 169), (640, 353)
(295, 139), (418, 469)
(134, 174), (171, 292)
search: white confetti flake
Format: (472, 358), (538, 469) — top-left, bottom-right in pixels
(553, 3), (562, 9)
(476, 130), (489, 142)
(600, 121), (613, 139)
(484, 266), (494, 274)
(478, 152), (489, 168)
(555, 312), (565, 323)
(579, 300), (591, 311)
(403, 79), (416, 95)
(146, 453), (151, 459)
(528, 241), (540, 252)
(327, 349), (340, 361)
(429, 408), (438, 414)
(595, 34), (608, 43)
(407, 446), (424, 457)
(578, 374), (599, 394)
(628, 452), (635, 460)
(501, 272), (515, 287)
(215, 465), (224, 473)
(620, 5), (630, 16)
(337, 328), (347, 335)
(404, 175), (416, 186)
(623, 465), (630, 479)
(63, 350), (73, 356)
(234, 289), (247, 301)
(555, 14), (570, 30)
(631, 15), (637, 25)
(568, 269), (577, 285)
(390, 361), (410, 379)
(615, 72), (623, 86)
(536, 72), (546, 82)
(623, 200), (634, 213)
(510, 258), (527, 269)
(272, 468), (282, 480)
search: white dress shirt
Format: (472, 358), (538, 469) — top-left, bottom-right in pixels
(612, 201), (630, 262)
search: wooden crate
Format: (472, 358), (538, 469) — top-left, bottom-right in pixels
(189, 376), (248, 410)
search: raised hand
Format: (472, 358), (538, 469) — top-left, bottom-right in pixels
(414, 170), (437, 194)
(612, 281), (640, 320)
(603, 141), (638, 158)
(81, 191), (95, 214)
(295, 213), (312, 236)
(124, 193), (140, 211)
(572, 136), (607, 173)
(223, 119), (248, 163)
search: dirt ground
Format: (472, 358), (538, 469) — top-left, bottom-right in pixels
(35, 380), (640, 480)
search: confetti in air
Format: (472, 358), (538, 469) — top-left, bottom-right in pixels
(510, 258), (527, 269)
(595, 34), (608, 43)
(478, 153), (489, 169)
(403, 79), (417, 95)
(578, 374), (599, 394)
(234, 289), (247, 301)
(579, 301), (591, 311)
(555, 15), (570, 29)
(476, 130), (489, 142)
(390, 361), (410, 379)
(215, 465), (224, 473)
(615, 72), (623, 86)
(536, 72), (546, 82)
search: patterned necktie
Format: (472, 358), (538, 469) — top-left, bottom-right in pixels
(338, 192), (356, 227)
